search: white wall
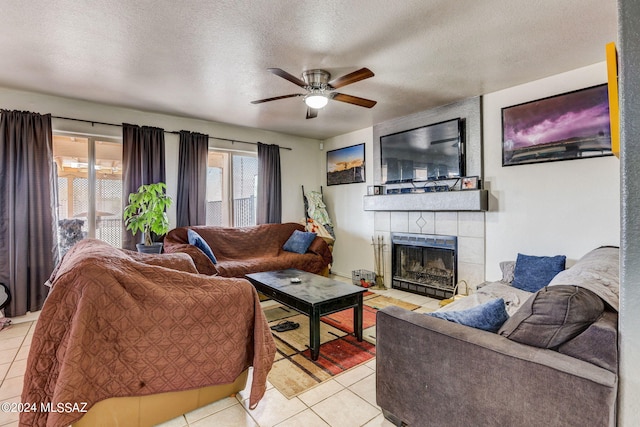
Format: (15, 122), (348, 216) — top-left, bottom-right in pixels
(0, 87), (322, 226)
(322, 128), (375, 278)
(484, 62), (621, 280)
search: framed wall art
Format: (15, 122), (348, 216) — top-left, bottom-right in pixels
(502, 83), (612, 167)
(327, 143), (366, 185)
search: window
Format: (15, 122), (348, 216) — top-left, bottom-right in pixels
(53, 134), (123, 248)
(206, 150), (257, 227)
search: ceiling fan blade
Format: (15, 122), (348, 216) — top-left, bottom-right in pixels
(331, 93), (377, 108)
(328, 68), (374, 89)
(306, 107), (318, 119)
(268, 68), (307, 87)
(251, 94), (303, 104)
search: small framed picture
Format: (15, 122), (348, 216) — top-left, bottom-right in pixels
(367, 185), (383, 195)
(461, 176), (479, 190)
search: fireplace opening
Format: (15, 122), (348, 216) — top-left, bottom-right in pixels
(391, 233), (457, 299)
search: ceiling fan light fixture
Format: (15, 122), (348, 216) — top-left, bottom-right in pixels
(304, 92), (329, 109)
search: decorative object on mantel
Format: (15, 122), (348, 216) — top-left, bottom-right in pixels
(327, 143), (365, 185)
(372, 235), (387, 290)
(367, 185), (383, 195)
(461, 176), (480, 190)
(502, 83), (612, 167)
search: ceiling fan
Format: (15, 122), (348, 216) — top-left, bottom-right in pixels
(251, 67), (377, 119)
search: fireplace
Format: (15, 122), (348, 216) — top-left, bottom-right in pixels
(391, 232), (457, 299)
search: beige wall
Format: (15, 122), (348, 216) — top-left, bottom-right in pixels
(324, 62), (621, 284)
(321, 128), (375, 278)
(483, 62), (620, 279)
(2, 62), (621, 282)
(0, 87), (322, 227)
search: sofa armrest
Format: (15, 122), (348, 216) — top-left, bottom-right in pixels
(376, 306), (617, 427)
(163, 243), (218, 276)
(307, 236), (333, 265)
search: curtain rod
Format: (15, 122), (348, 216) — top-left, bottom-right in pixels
(51, 115), (293, 151)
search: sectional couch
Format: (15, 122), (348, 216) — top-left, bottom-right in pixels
(376, 246), (619, 427)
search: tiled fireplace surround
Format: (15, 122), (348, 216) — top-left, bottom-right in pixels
(374, 210), (485, 294)
(370, 97), (486, 294)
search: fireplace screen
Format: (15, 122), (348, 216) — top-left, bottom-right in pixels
(391, 233), (457, 299)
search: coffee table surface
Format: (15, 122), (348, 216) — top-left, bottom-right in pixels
(246, 269), (365, 360)
(245, 269), (365, 304)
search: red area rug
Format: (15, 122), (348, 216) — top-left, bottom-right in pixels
(301, 334), (376, 376)
(321, 305), (378, 334)
(264, 294), (420, 398)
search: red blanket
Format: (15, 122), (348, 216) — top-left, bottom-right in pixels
(20, 239), (276, 427)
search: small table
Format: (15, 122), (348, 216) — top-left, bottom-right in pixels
(245, 269), (365, 361)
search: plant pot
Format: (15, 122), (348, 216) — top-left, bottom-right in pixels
(136, 242), (163, 254)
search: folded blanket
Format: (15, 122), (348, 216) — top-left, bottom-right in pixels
(436, 281), (533, 316)
(21, 239), (276, 427)
(548, 246), (619, 311)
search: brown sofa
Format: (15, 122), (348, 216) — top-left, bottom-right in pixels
(22, 239), (276, 427)
(376, 247), (619, 427)
(164, 223), (333, 277)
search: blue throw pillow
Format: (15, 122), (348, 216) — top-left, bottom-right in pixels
(512, 253), (566, 292)
(187, 229), (217, 264)
(427, 298), (509, 332)
(283, 230), (317, 254)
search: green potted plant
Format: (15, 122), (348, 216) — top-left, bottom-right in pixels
(123, 182), (172, 254)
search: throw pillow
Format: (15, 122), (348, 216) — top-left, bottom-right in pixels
(187, 229), (217, 264)
(498, 285), (605, 349)
(426, 298), (509, 332)
(511, 253), (566, 292)
(283, 230), (317, 254)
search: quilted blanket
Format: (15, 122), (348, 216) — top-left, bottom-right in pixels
(548, 246), (619, 311)
(164, 223), (333, 277)
(20, 239), (276, 427)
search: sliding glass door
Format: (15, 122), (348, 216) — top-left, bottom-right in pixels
(53, 134), (123, 248)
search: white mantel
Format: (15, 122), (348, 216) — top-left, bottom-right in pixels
(363, 190), (488, 212)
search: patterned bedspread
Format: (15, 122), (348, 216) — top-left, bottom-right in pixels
(20, 239), (276, 427)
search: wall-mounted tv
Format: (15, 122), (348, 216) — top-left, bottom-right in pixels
(380, 118), (465, 184)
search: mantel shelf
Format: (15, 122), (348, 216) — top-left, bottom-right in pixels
(363, 190), (488, 212)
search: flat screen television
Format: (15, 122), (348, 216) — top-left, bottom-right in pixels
(380, 118), (465, 184)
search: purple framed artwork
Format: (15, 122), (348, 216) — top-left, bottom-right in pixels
(502, 84), (612, 166)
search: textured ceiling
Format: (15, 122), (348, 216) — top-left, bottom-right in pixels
(0, 0), (617, 140)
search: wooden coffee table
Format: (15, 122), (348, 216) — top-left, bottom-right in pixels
(245, 269), (365, 361)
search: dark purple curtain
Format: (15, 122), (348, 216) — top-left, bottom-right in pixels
(122, 124), (166, 250)
(176, 131), (208, 227)
(0, 110), (57, 317)
(257, 142), (282, 224)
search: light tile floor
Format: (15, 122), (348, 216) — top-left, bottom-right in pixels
(0, 283), (441, 426)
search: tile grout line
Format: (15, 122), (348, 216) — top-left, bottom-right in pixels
(0, 321), (33, 387)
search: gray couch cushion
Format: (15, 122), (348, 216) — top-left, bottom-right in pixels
(558, 310), (618, 373)
(498, 285), (605, 349)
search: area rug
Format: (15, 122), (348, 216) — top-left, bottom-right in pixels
(264, 294), (421, 398)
